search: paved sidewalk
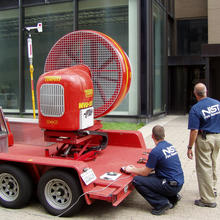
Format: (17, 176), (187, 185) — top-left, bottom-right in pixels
(0, 115), (219, 220)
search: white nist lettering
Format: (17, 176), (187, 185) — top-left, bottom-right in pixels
(162, 146), (177, 159)
(202, 104), (220, 119)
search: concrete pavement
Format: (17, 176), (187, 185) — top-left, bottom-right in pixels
(0, 115), (219, 219)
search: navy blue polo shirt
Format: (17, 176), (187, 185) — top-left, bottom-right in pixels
(188, 97), (220, 133)
(146, 141), (184, 185)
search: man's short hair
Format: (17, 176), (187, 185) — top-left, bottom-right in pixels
(152, 125), (165, 141)
(194, 83), (207, 97)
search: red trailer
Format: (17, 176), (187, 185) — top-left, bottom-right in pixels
(0, 30), (150, 217)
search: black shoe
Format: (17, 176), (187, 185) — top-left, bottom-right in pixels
(169, 194), (182, 208)
(151, 203), (173, 215)
(194, 199), (217, 208)
(177, 194), (181, 201)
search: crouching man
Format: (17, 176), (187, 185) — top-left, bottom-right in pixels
(123, 125), (184, 215)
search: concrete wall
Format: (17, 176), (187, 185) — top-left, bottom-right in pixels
(208, 0), (220, 43)
(175, 0), (207, 19)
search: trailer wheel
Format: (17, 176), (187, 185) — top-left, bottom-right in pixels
(0, 164), (33, 208)
(37, 169), (85, 217)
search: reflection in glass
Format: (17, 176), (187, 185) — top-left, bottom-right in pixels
(153, 2), (166, 114)
(78, 0), (129, 112)
(24, 2), (74, 111)
(0, 9), (19, 110)
(177, 19), (208, 55)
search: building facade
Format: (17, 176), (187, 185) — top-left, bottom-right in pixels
(0, 0), (172, 120)
(169, 0), (220, 114)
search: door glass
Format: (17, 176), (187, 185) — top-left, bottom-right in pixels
(153, 2), (166, 114)
(78, 0), (129, 113)
(24, 2), (74, 112)
(0, 9), (19, 111)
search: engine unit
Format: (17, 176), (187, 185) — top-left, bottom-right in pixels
(37, 65), (94, 131)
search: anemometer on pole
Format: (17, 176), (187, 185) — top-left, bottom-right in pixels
(25, 23), (43, 119)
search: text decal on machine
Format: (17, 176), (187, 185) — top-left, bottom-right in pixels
(80, 107), (94, 129)
(79, 101), (93, 109)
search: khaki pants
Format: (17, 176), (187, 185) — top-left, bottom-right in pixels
(195, 133), (220, 203)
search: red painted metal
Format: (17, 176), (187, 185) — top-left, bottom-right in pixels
(37, 65), (93, 131)
(0, 127), (148, 206)
(7, 118), (45, 146)
(6, 119), (14, 147)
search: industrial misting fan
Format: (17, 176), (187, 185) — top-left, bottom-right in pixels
(37, 30), (131, 161)
(0, 30), (148, 218)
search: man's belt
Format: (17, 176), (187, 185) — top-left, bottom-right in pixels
(205, 132), (219, 134)
(199, 130), (220, 140)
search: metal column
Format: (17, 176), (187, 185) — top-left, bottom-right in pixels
(18, 0), (25, 114)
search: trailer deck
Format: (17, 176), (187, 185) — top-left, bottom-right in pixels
(0, 117), (151, 216)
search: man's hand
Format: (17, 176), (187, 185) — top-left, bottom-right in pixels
(122, 165), (153, 176)
(187, 148), (193, 159)
(125, 165), (135, 173)
(187, 129), (198, 160)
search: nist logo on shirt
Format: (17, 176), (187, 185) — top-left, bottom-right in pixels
(202, 104), (220, 119)
(162, 146), (177, 159)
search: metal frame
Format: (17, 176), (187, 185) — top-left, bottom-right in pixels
(140, 0), (152, 118)
(19, 0), (25, 114)
(140, 0), (168, 118)
(73, 0), (78, 31)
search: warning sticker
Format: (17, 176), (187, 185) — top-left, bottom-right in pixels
(80, 107), (94, 129)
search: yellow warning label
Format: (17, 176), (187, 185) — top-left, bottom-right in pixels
(44, 76), (61, 82)
(79, 101), (93, 109)
(46, 119), (58, 125)
(84, 89), (93, 98)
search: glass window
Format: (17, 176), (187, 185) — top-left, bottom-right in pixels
(23, 0), (72, 6)
(153, 2), (166, 115)
(0, 0), (18, 10)
(0, 9), (19, 111)
(24, 2), (74, 112)
(167, 0), (174, 17)
(177, 19), (208, 55)
(23, 0), (46, 5)
(159, 0), (166, 7)
(168, 18), (174, 56)
(78, 0), (130, 114)
(78, 0), (128, 52)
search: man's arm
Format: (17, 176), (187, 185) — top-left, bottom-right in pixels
(187, 129), (198, 159)
(125, 165), (153, 176)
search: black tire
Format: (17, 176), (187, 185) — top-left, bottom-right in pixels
(37, 169), (85, 217)
(0, 164), (33, 208)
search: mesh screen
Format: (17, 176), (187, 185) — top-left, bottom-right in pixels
(40, 84), (64, 117)
(44, 30), (123, 118)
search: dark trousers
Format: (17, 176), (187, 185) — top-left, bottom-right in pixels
(133, 174), (183, 210)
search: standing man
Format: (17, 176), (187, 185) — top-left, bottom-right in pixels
(124, 125), (184, 215)
(187, 82), (220, 208)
